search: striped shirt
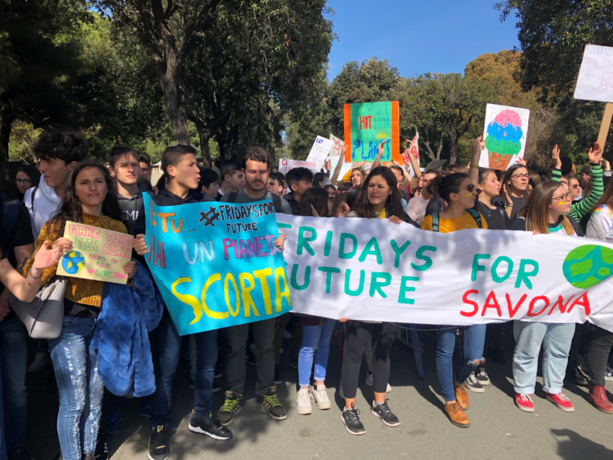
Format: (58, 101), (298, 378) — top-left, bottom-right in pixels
(552, 164), (603, 222)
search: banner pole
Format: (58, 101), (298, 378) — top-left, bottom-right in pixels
(598, 103), (613, 151)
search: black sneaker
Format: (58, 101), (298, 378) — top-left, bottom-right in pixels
(465, 372), (485, 393)
(341, 407), (365, 435)
(273, 365), (283, 385)
(217, 391), (244, 426)
(148, 426), (170, 460)
(371, 400), (400, 427)
(476, 367), (490, 386)
(257, 386), (287, 420)
(188, 413), (232, 441)
(94, 439), (108, 460)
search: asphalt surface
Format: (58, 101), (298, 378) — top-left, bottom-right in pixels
(25, 328), (613, 460)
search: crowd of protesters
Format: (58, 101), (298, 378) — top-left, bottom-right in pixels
(0, 131), (612, 460)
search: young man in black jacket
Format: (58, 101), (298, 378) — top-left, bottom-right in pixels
(134, 145), (229, 460)
(217, 147), (291, 425)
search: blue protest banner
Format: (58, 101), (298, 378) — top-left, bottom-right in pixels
(143, 194), (292, 335)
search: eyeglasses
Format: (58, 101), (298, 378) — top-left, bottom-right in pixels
(15, 178), (32, 185)
(570, 184), (581, 189)
(461, 184), (476, 193)
(511, 174), (530, 179)
(553, 193), (572, 201)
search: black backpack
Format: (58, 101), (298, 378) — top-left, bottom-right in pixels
(431, 208), (482, 232)
(226, 190), (284, 213)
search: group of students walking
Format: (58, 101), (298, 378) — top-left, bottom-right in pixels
(0, 132), (613, 460)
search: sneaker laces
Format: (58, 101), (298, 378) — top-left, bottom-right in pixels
(314, 385), (329, 402)
(297, 389), (310, 406)
(466, 373), (478, 385)
(518, 394), (533, 404)
(478, 369), (488, 378)
(262, 392), (282, 408)
(554, 393), (571, 402)
(345, 408), (361, 422)
(221, 396), (241, 412)
(374, 400), (393, 417)
(150, 427), (169, 446)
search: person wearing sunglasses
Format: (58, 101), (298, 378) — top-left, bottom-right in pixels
(509, 181), (582, 414)
(421, 173), (488, 428)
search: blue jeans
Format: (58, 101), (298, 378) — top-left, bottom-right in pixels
(298, 319), (336, 387)
(49, 317), (103, 460)
(0, 317), (28, 452)
(0, 357), (6, 460)
(436, 324), (486, 402)
(150, 310), (219, 424)
(513, 321), (575, 395)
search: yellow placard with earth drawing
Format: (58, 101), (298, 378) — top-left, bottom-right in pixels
(56, 221), (134, 285)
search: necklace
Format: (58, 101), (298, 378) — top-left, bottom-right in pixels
(478, 200), (496, 217)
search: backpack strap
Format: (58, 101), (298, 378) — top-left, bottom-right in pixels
(30, 186), (38, 211)
(466, 208), (483, 228)
(431, 211), (440, 233)
(271, 194), (283, 213)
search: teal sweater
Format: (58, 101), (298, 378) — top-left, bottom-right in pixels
(551, 164), (603, 221)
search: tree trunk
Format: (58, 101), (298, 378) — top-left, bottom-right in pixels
(449, 138), (458, 165)
(161, 73), (190, 145)
(199, 129), (212, 167)
(0, 108), (15, 165)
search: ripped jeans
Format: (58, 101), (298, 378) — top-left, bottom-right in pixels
(436, 324), (486, 402)
(49, 317), (104, 460)
(298, 319), (336, 388)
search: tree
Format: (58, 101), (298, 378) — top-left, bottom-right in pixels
(184, 0), (332, 162)
(96, 0), (225, 145)
(497, 0), (613, 106)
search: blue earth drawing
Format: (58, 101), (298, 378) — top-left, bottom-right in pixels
(563, 245), (613, 289)
(62, 250), (85, 275)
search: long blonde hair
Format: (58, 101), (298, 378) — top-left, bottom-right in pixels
(519, 180), (574, 235)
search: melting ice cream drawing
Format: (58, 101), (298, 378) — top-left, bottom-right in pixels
(482, 104), (530, 170)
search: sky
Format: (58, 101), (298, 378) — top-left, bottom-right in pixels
(325, 0), (520, 81)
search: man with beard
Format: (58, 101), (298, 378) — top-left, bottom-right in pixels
(218, 147), (291, 426)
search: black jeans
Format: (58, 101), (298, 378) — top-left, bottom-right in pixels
(341, 321), (396, 399)
(225, 317), (276, 395)
(585, 325), (613, 387)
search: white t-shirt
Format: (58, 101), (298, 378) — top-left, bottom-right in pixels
(406, 195), (429, 225)
(590, 205), (613, 242)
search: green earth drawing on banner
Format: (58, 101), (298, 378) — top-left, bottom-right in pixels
(62, 250), (85, 275)
(563, 245), (613, 289)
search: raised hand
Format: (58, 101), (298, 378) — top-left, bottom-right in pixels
(552, 144), (562, 169)
(337, 202), (350, 218)
(324, 159), (331, 173)
(52, 237), (73, 254)
(515, 157), (527, 166)
(311, 204), (320, 217)
(588, 141), (603, 164)
(472, 136), (483, 156)
(274, 233), (286, 252)
(389, 215), (402, 225)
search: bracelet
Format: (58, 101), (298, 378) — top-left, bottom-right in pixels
(470, 164), (479, 169)
(28, 268), (42, 280)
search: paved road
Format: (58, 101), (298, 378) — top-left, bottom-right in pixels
(26, 332), (613, 460)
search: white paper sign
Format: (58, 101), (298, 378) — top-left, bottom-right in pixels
(305, 136), (334, 168)
(575, 44), (613, 103)
(329, 134), (345, 157)
(278, 159), (320, 176)
(278, 215), (613, 333)
(481, 103), (530, 171)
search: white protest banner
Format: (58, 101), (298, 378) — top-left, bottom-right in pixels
(277, 215), (613, 333)
(480, 103), (530, 171)
(305, 136), (334, 169)
(574, 44), (613, 103)
(329, 134), (345, 157)
(278, 159), (320, 176)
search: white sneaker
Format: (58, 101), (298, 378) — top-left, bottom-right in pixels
(28, 352), (50, 373)
(296, 387), (312, 415)
(365, 372), (391, 393)
(310, 384), (331, 410)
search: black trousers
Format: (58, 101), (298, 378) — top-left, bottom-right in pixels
(585, 325), (613, 387)
(341, 321), (396, 399)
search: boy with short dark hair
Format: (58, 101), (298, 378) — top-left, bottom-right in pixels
(217, 158), (245, 200)
(267, 172), (285, 196)
(134, 145), (230, 460)
(25, 131), (88, 238)
(285, 167), (313, 213)
(198, 167), (221, 198)
(139, 152), (152, 181)
(109, 146), (146, 236)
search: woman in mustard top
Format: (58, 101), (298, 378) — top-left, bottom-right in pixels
(23, 160), (136, 460)
(421, 173), (487, 429)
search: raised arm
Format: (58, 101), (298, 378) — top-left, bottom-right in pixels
(330, 146), (346, 185)
(372, 140), (387, 170)
(468, 136), (483, 187)
(569, 142), (604, 221)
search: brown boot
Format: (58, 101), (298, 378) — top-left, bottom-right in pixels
(589, 385), (613, 414)
(444, 402), (470, 428)
(453, 378), (469, 410)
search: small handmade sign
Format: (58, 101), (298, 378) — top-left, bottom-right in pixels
(574, 44), (613, 103)
(344, 102), (400, 163)
(278, 159), (320, 175)
(481, 103), (530, 170)
(56, 221), (134, 285)
(305, 136), (334, 169)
